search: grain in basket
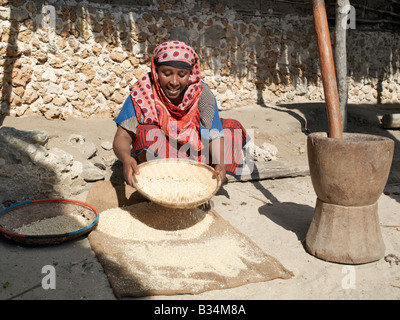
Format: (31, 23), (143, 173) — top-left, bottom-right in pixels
(132, 159), (220, 208)
(14, 214), (88, 235)
(136, 176), (208, 203)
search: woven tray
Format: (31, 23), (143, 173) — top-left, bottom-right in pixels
(0, 199), (99, 245)
(132, 159), (221, 209)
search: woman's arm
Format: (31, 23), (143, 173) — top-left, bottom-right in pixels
(209, 137), (226, 184)
(113, 125), (139, 186)
(198, 83), (226, 183)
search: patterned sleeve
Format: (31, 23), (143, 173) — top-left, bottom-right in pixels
(198, 83), (224, 141)
(115, 96), (139, 134)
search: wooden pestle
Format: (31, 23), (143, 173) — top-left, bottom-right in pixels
(312, 0), (343, 139)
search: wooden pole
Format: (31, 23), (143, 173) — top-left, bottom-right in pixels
(335, 0), (349, 132)
(313, 0), (343, 139)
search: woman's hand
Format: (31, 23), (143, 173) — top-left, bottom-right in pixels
(214, 163), (227, 185)
(113, 125), (139, 187)
(209, 137), (226, 185)
(122, 157), (139, 187)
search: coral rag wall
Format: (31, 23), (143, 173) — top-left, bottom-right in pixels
(0, 0), (399, 120)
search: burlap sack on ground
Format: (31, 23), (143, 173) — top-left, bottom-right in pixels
(86, 181), (293, 298)
(85, 180), (146, 213)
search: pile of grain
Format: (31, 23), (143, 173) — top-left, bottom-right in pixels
(136, 177), (208, 203)
(97, 202), (212, 241)
(90, 202), (294, 297)
(14, 215), (88, 235)
(96, 202), (272, 282)
(123, 236), (254, 279)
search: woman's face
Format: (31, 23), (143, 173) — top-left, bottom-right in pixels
(157, 65), (191, 105)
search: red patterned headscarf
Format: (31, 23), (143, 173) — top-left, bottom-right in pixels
(129, 41), (203, 150)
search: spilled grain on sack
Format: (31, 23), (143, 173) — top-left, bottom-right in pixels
(97, 202), (212, 241)
(96, 202), (272, 286)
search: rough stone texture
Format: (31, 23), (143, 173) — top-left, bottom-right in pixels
(0, 0), (399, 120)
(0, 126), (111, 206)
